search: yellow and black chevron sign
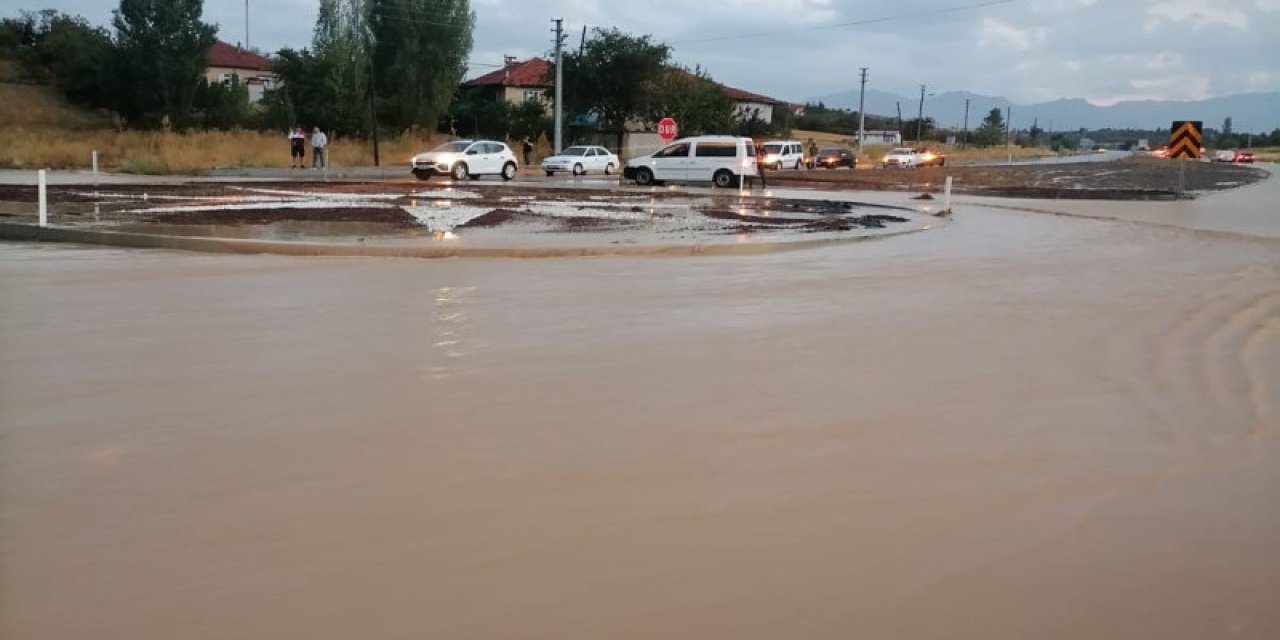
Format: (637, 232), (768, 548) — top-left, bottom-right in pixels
(1169, 120), (1202, 159)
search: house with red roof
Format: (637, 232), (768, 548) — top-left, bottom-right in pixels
(461, 58), (790, 123)
(204, 41), (279, 103)
(462, 57), (553, 109)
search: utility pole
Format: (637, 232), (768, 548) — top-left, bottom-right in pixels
(961, 98), (970, 149)
(856, 67), (868, 152)
(552, 18), (565, 154)
(916, 84), (926, 145)
(1005, 105), (1013, 164)
(896, 101), (903, 143)
(245, 0), (250, 50)
(366, 29), (379, 166)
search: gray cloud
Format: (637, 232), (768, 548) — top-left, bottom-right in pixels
(6, 0), (1278, 105)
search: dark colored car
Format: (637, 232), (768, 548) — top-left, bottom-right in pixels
(813, 147), (856, 169)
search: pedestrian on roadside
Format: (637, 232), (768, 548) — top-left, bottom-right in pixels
(521, 136), (534, 165)
(311, 126), (328, 169)
(808, 138), (818, 168)
(756, 141), (768, 189)
(288, 126), (306, 169)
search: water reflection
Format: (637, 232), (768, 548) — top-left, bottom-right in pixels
(428, 285), (478, 381)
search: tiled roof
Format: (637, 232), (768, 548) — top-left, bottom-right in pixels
(464, 58), (552, 88)
(722, 85), (781, 105)
(206, 41), (274, 72)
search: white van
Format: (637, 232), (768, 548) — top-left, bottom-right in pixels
(623, 136), (758, 187)
(760, 139), (805, 170)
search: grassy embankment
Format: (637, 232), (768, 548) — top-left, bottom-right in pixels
(0, 76), (453, 174)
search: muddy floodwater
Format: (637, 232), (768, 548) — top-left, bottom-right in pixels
(2, 194), (1279, 638)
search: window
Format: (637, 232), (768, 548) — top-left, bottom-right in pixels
(695, 142), (737, 157)
(219, 72), (239, 85)
(656, 143), (690, 158)
(563, 146), (589, 156)
(523, 89), (542, 102)
(484, 143), (504, 153)
(745, 142), (756, 157)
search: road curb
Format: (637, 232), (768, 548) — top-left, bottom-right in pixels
(0, 222), (934, 259)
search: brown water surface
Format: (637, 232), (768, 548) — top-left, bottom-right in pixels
(1, 205), (1278, 639)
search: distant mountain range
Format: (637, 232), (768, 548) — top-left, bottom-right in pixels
(811, 89), (1280, 133)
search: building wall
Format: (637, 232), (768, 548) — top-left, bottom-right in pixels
(204, 66), (280, 103)
(734, 101), (775, 125)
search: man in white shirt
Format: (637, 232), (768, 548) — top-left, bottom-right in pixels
(311, 127), (329, 169)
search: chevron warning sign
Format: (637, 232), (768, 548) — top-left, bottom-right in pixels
(1169, 120), (1202, 159)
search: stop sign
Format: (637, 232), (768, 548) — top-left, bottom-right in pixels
(657, 117), (678, 142)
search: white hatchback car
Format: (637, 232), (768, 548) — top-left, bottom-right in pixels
(411, 140), (518, 181)
(541, 145), (620, 176)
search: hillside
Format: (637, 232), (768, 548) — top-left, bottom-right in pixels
(0, 79), (115, 130)
(813, 88), (1280, 132)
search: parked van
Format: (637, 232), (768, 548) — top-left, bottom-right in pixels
(760, 139), (805, 170)
(623, 136), (758, 187)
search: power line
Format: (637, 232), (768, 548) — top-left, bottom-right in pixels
(670, 0), (1028, 45)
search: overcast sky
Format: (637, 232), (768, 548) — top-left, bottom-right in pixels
(5, 0), (1278, 105)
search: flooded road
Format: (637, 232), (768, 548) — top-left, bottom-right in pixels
(2, 203), (1279, 639)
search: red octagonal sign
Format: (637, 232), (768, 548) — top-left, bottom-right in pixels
(657, 117), (678, 142)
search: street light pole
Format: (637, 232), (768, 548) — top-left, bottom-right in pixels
(961, 98), (970, 149)
(916, 84), (926, 145)
(552, 18), (565, 155)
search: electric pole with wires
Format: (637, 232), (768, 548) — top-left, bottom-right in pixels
(856, 67), (867, 153)
(552, 18), (566, 154)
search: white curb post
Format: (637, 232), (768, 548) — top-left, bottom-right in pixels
(92, 150), (98, 175)
(943, 176), (953, 213)
(38, 169), (48, 227)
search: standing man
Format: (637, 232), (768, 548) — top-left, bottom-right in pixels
(311, 126), (328, 169)
(288, 126), (306, 169)
(521, 136), (534, 166)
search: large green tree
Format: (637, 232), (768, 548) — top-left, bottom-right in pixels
(111, 0), (217, 128)
(369, 0), (473, 132)
(561, 28), (671, 150)
(646, 65), (735, 137)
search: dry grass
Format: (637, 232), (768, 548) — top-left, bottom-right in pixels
(789, 128), (1056, 165)
(0, 81), (115, 130)
(1245, 147), (1280, 162)
(0, 128), (453, 173)
(0, 80), (466, 173)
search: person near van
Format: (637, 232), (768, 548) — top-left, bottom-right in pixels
(756, 142), (768, 188)
(808, 139), (819, 168)
(521, 136), (534, 165)
(311, 126), (328, 169)
(288, 127), (306, 169)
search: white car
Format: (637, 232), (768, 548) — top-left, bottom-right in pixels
(623, 136), (758, 188)
(541, 145), (620, 176)
(760, 139), (806, 170)
(411, 140), (518, 181)
(881, 147), (923, 168)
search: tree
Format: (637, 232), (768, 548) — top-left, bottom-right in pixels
(2, 10), (113, 109)
(111, 0), (216, 128)
(646, 66), (735, 137)
(973, 107), (1005, 146)
(310, 0), (369, 135)
(561, 28), (671, 150)
(369, 0), (474, 133)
